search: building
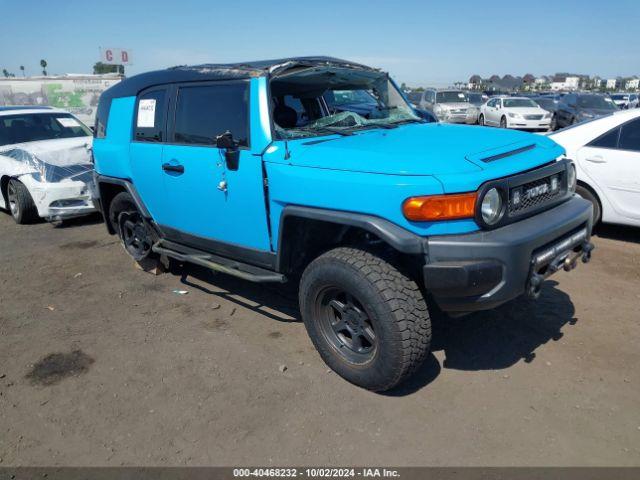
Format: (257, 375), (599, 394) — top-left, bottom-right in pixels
(550, 75), (580, 91)
(625, 77), (639, 90)
(606, 78), (621, 90)
(0, 73), (122, 125)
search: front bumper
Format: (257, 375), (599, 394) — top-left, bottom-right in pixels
(26, 179), (96, 221)
(423, 196), (593, 313)
(508, 118), (551, 130)
(440, 113), (478, 124)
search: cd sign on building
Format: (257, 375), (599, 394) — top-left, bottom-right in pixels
(100, 47), (133, 66)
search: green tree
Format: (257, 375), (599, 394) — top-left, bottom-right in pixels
(40, 59), (48, 76)
(20, 65), (25, 77)
(2, 69), (9, 78)
(93, 62), (124, 75)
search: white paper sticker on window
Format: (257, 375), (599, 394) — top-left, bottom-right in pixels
(57, 117), (81, 128)
(458, 93), (465, 98)
(137, 99), (156, 128)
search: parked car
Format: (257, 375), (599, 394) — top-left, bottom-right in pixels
(404, 91), (438, 122)
(610, 93), (639, 110)
(552, 93), (618, 130)
(479, 97), (552, 131)
(420, 89), (478, 124)
(467, 92), (488, 108)
(93, 57), (594, 391)
(531, 95), (559, 116)
(550, 109), (640, 227)
(0, 107), (96, 224)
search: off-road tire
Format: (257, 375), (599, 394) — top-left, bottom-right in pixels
(109, 191), (160, 270)
(576, 184), (602, 226)
(7, 179), (38, 224)
(299, 247), (431, 391)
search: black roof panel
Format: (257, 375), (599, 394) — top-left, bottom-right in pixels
(101, 56), (377, 101)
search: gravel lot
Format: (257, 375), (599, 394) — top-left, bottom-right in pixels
(0, 211), (639, 466)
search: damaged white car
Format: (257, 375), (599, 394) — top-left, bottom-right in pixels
(0, 107), (96, 224)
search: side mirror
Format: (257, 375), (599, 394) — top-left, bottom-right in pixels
(216, 130), (240, 171)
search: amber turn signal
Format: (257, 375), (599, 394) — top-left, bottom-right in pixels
(402, 192), (477, 221)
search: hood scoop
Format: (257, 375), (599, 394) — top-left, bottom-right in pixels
(466, 140), (537, 165)
(479, 143), (535, 163)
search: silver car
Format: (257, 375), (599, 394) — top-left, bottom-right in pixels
(420, 89), (478, 124)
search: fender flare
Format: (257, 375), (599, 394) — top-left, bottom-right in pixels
(96, 175), (152, 218)
(275, 205), (426, 271)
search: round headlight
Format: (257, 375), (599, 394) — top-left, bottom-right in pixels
(481, 188), (503, 225)
(567, 163), (577, 192)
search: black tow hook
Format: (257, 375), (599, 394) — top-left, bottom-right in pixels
(581, 241), (594, 264)
(527, 273), (544, 300)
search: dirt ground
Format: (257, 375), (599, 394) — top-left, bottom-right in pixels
(0, 211), (639, 467)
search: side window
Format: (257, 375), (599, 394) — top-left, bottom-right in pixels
(135, 88), (167, 142)
(589, 127), (620, 149)
(173, 82), (249, 147)
(95, 98), (110, 139)
(619, 118), (640, 152)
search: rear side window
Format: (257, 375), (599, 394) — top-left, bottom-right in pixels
(135, 88), (167, 143)
(619, 118), (640, 152)
(589, 127), (620, 149)
(173, 82), (249, 147)
(95, 98), (110, 139)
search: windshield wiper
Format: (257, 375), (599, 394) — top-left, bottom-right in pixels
(297, 126), (353, 136)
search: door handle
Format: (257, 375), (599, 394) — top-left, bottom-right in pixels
(585, 156), (607, 164)
(162, 163), (185, 173)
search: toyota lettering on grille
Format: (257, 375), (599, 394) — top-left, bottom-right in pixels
(525, 183), (550, 200)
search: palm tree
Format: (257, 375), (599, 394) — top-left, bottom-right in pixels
(20, 65), (25, 77)
(40, 59), (47, 76)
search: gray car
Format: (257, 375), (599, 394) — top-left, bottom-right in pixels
(552, 93), (618, 130)
(420, 89), (479, 124)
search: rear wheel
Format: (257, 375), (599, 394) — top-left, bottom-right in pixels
(576, 184), (602, 226)
(299, 247), (431, 392)
(550, 114), (558, 131)
(6, 179), (38, 224)
(109, 192), (159, 268)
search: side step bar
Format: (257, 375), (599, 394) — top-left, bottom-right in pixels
(152, 240), (286, 283)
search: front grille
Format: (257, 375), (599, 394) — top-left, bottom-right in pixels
(524, 114), (543, 120)
(509, 173), (564, 215)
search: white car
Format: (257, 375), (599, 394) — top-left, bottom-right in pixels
(610, 93), (639, 110)
(0, 107), (96, 224)
(479, 97), (552, 131)
(549, 109), (640, 227)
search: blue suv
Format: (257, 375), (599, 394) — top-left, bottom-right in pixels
(93, 57), (594, 391)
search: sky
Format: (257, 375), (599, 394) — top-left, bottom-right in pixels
(1, 0), (639, 87)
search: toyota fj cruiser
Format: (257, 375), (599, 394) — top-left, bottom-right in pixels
(93, 57), (594, 391)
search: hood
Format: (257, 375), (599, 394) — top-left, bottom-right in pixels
(508, 107), (547, 115)
(284, 123), (563, 177)
(0, 136), (93, 183)
(580, 108), (617, 117)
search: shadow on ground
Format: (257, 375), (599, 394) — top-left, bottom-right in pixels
(174, 263), (576, 396)
(594, 223), (640, 245)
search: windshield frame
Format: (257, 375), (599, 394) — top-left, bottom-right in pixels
(269, 70), (423, 140)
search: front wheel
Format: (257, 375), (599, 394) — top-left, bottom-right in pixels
(500, 116), (508, 128)
(575, 185), (602, 226)
(478, 114), (485, 126)
(550, 114), (558, 131)
(299, 247), (432, 392)
(7, 179), (38, 224)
